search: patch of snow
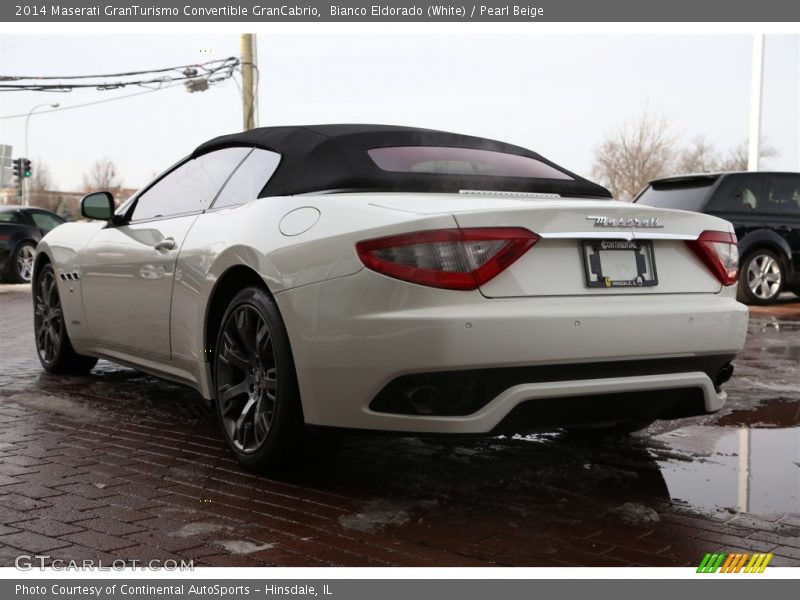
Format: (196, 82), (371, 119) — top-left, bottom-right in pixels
(169, 522), (226, 538)
(215, 540), (274, 554)
(609, 502), (661, 526)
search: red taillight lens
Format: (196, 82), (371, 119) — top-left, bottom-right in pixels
(356, 227), (539, 290)
(686, 230), (739, 286)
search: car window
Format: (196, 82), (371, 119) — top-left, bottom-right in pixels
(0, 211), (23, 224)
(706, 175), (766, 213)
(768, 175), (800, 215)
(29, 211), (64, 231)
(212, 149), (281, 209)
(634, 180), (714, 212)
(131, 147), (251, 221)
(368, 146), (573, 179)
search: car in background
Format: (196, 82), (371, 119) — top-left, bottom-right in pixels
(33, 125), (748, 471)
(0, 206), (65, 283)
(635, 172), (800, 305)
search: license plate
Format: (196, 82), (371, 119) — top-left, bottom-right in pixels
(581, 239), (658, 288)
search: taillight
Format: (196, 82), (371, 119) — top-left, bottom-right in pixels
(355, 227), (539, 290)
(686, 230), (739, 286)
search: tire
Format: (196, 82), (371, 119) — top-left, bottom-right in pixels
(33, 263), (98, 374)
(9, 241), (36, 284)
(213, 286), (304, 472)
(564, 419), (654, 440)
(737, 249), (785, 305)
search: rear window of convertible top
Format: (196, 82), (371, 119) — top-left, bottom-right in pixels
(368, 146), (574, 180)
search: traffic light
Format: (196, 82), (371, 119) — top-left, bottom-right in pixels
(23, 159), (32, 178)
(12, 158), (21, 180)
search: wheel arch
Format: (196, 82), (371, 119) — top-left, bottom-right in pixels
(738, 229), (792, 269)
(32, 243), (53, 278)
(203, 264), (275, 368)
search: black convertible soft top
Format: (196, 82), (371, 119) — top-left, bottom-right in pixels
(192, 124), (612, 199)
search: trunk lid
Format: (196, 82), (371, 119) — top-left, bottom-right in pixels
(364, 193), (729, 296)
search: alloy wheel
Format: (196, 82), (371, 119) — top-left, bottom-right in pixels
(17, 245), (35, 283)
(746, 253), (782, 300)
(216, 304), (278, 454)
(34, 269), (62, 364)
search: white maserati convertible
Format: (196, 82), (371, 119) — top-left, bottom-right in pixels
(33, 125), (748, 470)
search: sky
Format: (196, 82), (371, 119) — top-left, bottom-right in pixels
(0, 33), (798, 192)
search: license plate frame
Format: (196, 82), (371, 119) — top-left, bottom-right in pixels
(581, 239), (658, 288)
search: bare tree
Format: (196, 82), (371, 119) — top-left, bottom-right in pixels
(676, 138), (778, 173)
(591, 111), (676, 201)
(675, 137), (719, 174)
(28, 161), (59, 213)
(715, 141), (777, 172)
(82, 158), (122, 193)
(592, 111), (781, 200)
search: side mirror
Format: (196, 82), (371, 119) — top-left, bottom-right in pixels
(81, 191), (115, 221)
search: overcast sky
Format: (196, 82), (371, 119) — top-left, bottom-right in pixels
(0, 33), (798, 192)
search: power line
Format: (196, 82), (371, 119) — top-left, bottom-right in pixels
(0, 83), (183, 120)
(0, 57), (239, 92)
(1, 57), (239, 81)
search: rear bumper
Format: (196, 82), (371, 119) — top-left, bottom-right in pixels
(369, 355), (734, 420)
(276, 269), (749, 434)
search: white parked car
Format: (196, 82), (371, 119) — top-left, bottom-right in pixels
(33, 125), (748, 470)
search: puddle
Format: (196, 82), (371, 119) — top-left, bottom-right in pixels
(765, 345), (800, 361)
(656, 419), (800, 517)
(748, 316), (800, 332)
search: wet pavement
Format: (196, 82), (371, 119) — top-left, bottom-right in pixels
(0, 283), (798, 567)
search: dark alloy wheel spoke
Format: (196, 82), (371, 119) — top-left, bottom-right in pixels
(256, 322), (271, 353)
(220, 331), (251, 371)
(35, 271), (63, 365)
(234, 310), (259, 359)
(216, 304), (279, 454)
(219, 380), (250, 408)
(264, 368), (277, 398)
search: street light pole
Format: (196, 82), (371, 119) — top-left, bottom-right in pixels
(23, 101), (59, 206)
(747, 34), (765, 172)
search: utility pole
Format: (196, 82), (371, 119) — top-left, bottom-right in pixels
(240, 34), (258, 131)
(747, 34), (765, 171)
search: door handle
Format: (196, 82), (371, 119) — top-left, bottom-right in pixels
(153, 237), (176, 252)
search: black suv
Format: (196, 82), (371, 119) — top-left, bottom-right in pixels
(635, 172), (800, 305)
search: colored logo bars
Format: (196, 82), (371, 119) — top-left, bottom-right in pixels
(697, 552), (773, 573)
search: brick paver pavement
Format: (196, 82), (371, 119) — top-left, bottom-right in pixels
(1, 284), (798, 567)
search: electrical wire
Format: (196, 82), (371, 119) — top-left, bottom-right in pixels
(0, 57), (239, 81)
(0, 82), (184, 120)
(0, 57), (239, 92)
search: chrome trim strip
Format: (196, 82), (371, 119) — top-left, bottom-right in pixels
(540, 232), (697, 241)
